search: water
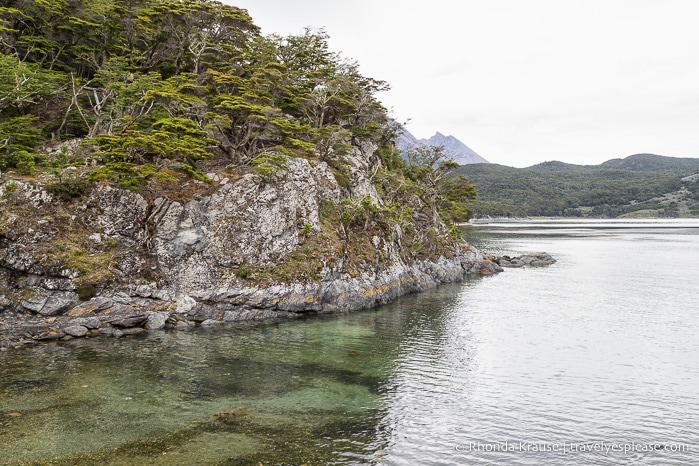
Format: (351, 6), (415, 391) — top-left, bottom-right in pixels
(1, 219), (698, 465)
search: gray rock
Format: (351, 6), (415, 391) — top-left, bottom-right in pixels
(110, 315), (148, 328)
(68, 297), (113, 316)
(63, 325), (88, 337)
(83, 317), (103, 329)
(20, 295), (49, 313)
(146, 312), (168, 330)
(88, 185), (147, 239)
(0, 294), (10, 310)
(35, 329), (65, 341)
(175, 320), (196, 330)
(1, 145), (525, 347)
(20, 292), (76, 316)
(176, 295), (197, 313)
(494, 252), (556, 268)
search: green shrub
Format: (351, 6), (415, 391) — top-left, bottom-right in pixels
(235, 262), (250, 278)
(15, 151), (40, 175)
(156, 171), (177, 183)
(2, 181), (17, 195)
(179, 164), (213, 184)
(333, 169), (350, 189)
(76, 283), (97, 300)
(301, 223), (312, 236)
(89, 162), (145, 189)
(45, 177), (93, 201)
(252, 154), (288, 176)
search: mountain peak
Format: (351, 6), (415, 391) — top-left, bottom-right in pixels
(423, 132), (488, 164)
(395, 128), (488, 165)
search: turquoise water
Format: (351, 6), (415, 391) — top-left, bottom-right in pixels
(1, 219), (698, 465)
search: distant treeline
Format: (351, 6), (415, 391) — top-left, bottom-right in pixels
(460, 154), (699, 218)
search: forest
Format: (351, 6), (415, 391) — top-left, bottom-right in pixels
(0, 0), (383, 174)
(460, 155), (699, 218)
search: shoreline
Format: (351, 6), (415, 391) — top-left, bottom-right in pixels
(0, 251), (556, 350)
(1, 251), (506, 349)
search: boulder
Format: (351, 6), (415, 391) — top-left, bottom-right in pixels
(146, 312), (168, 330)
(63, 325), (88, 337)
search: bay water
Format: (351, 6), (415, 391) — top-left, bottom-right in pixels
(1, 219), (698, 465)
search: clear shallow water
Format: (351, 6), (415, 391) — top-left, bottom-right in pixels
(1, 219), (699, 465)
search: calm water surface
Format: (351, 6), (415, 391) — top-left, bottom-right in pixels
(1, 219), (698, 465)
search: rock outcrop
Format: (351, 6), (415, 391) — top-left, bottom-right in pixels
(0, 146), (506, 349)
(487, 252), (557, 268)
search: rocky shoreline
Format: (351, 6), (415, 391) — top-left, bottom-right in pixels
(1, 144), (554, 350)
(0, 251), (555, 350)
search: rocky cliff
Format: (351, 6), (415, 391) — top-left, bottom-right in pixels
(0, 143), (502, 348)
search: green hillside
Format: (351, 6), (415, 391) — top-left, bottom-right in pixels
(460, 154), (699, 218)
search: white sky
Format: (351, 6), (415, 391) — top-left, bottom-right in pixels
(228, 0), (699, 167)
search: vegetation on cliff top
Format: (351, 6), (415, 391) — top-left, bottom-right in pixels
(0, 0), (475, 226)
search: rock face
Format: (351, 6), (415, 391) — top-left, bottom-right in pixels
(0, 145), (509, 348)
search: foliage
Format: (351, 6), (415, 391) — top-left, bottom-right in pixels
(45, 177), (93, 201)
(1, 1), (393, 178)
(178, 163), (213, 183)
(252, 153), (288, 176)
(404, 143), (477, 222)
(300, 223), (312, 236)
(0, 115), (43, 172)
(88, 162), (147, 189)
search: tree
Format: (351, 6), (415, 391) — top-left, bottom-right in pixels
(0, 53), (63, 172)
(140, 0), (258, 76)
(404, 143), (477, 223)
(0, 0), (398, 181)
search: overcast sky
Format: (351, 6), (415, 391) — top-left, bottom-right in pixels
(228, 0), (699, 167)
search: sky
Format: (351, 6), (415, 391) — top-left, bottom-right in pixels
(227, 0), (699, 167)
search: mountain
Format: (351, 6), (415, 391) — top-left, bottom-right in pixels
(397, 129), (488, 165)
(598, 153), (699, 174)
(424, 132), (489, 164)
(459, 154), (699, 218)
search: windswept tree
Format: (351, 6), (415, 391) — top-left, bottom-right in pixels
(404, 143), (477, 223)
(141, 0), (258, 76)
(0, 52), (63, 173)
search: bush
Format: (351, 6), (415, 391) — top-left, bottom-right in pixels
(179, 163), (213, 184)
(88, 162), (146, 189)
(333, 169), (350, 189)
(45, 177), (93, 201)
(76, 283), (97, 300)
(2, 181), (17, 195)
